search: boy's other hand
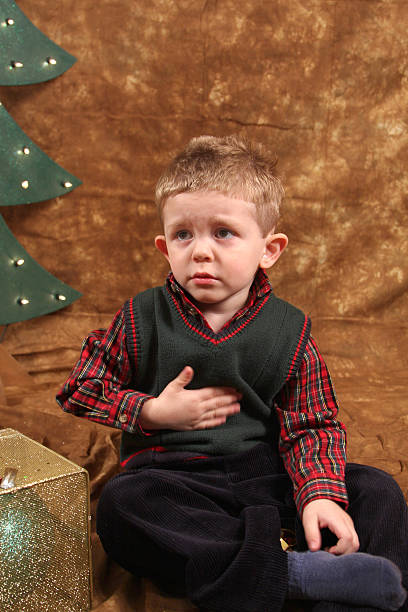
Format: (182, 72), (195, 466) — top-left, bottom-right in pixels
(302, 499), (360, 555)
(139, 366), (241, 431)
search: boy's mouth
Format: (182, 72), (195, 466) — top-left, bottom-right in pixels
(191, 272), (217, 285)
(193, 272), (216, 279)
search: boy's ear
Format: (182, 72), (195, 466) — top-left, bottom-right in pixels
(260, 232), (288, 269)
(155, 235), (170, 262)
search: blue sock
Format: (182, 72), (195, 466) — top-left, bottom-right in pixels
(287, 550), (407, 611)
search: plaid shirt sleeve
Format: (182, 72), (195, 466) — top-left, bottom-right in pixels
(274, 336), (348, 516)
(56, 308), (153, 434)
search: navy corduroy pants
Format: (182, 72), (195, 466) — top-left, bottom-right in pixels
(96, 444), (408, 612)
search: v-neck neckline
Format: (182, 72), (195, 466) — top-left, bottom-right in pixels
(167, 289), (272, 346)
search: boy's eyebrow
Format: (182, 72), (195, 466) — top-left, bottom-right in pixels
(209, 215), (240, 225)
(165, 219), (190, 231)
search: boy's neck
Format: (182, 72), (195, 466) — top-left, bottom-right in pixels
(169, 269), (270, 334)
(201, 309), (235, 334)
(194, 291), (250, 333)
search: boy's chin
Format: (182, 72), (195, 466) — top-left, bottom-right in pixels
(188, 291), (222, 308)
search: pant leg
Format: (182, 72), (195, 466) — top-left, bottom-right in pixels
(296, 463), (408, 612)
(303, 604), (387, 612)
(96, 450), (290, 612)
(346, 464), (408, 587)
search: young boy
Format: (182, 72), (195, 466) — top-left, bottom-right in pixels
(57, 135), (408, 612)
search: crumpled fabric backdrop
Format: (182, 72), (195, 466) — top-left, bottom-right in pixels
(0, 1), (407, 610)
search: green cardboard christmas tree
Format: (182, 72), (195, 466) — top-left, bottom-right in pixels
(0, 0), (76, 86)
(0, 0), (81, 333)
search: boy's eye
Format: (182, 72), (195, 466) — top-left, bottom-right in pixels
(215, 228), (234, 239)
(176, 230), (192, 241)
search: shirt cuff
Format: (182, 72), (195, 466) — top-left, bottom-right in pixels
(115, 393), (154, 435)
(295, 476), (349, 517)
(135, 395), (158, 436)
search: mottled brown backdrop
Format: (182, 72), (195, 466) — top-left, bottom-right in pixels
(1, 1), (407, 610)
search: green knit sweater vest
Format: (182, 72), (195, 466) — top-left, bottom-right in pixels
(121, 284), (310, 463)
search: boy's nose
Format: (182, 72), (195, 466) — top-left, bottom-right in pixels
(192, 239), (213, 261)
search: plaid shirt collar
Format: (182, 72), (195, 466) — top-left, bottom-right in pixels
(166, 268), (272, 330)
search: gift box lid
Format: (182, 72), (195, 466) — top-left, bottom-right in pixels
(0, 428), (88, 492)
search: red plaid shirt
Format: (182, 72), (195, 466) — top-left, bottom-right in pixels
(57, 270), (348, 514)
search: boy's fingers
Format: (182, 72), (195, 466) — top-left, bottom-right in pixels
(210, 393), (242, 410)
(194, 402), (241, 429)
(199, 386), (242, 402)
(328, 540), (348, 555)
(210, 404), (240, 419)
(328, 528), (359, 555)
(303, 515), (322, 552)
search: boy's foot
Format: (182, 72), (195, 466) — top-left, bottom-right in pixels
(287, 550), (407, 611)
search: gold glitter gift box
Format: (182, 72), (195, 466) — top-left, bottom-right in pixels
(0, 428), (92, 611)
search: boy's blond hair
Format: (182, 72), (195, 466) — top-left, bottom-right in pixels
(155, 135), (284, 235)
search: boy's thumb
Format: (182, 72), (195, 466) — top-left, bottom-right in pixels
(175, 366), (194, 388)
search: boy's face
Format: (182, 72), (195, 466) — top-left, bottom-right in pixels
(155, 191), (287, 317)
